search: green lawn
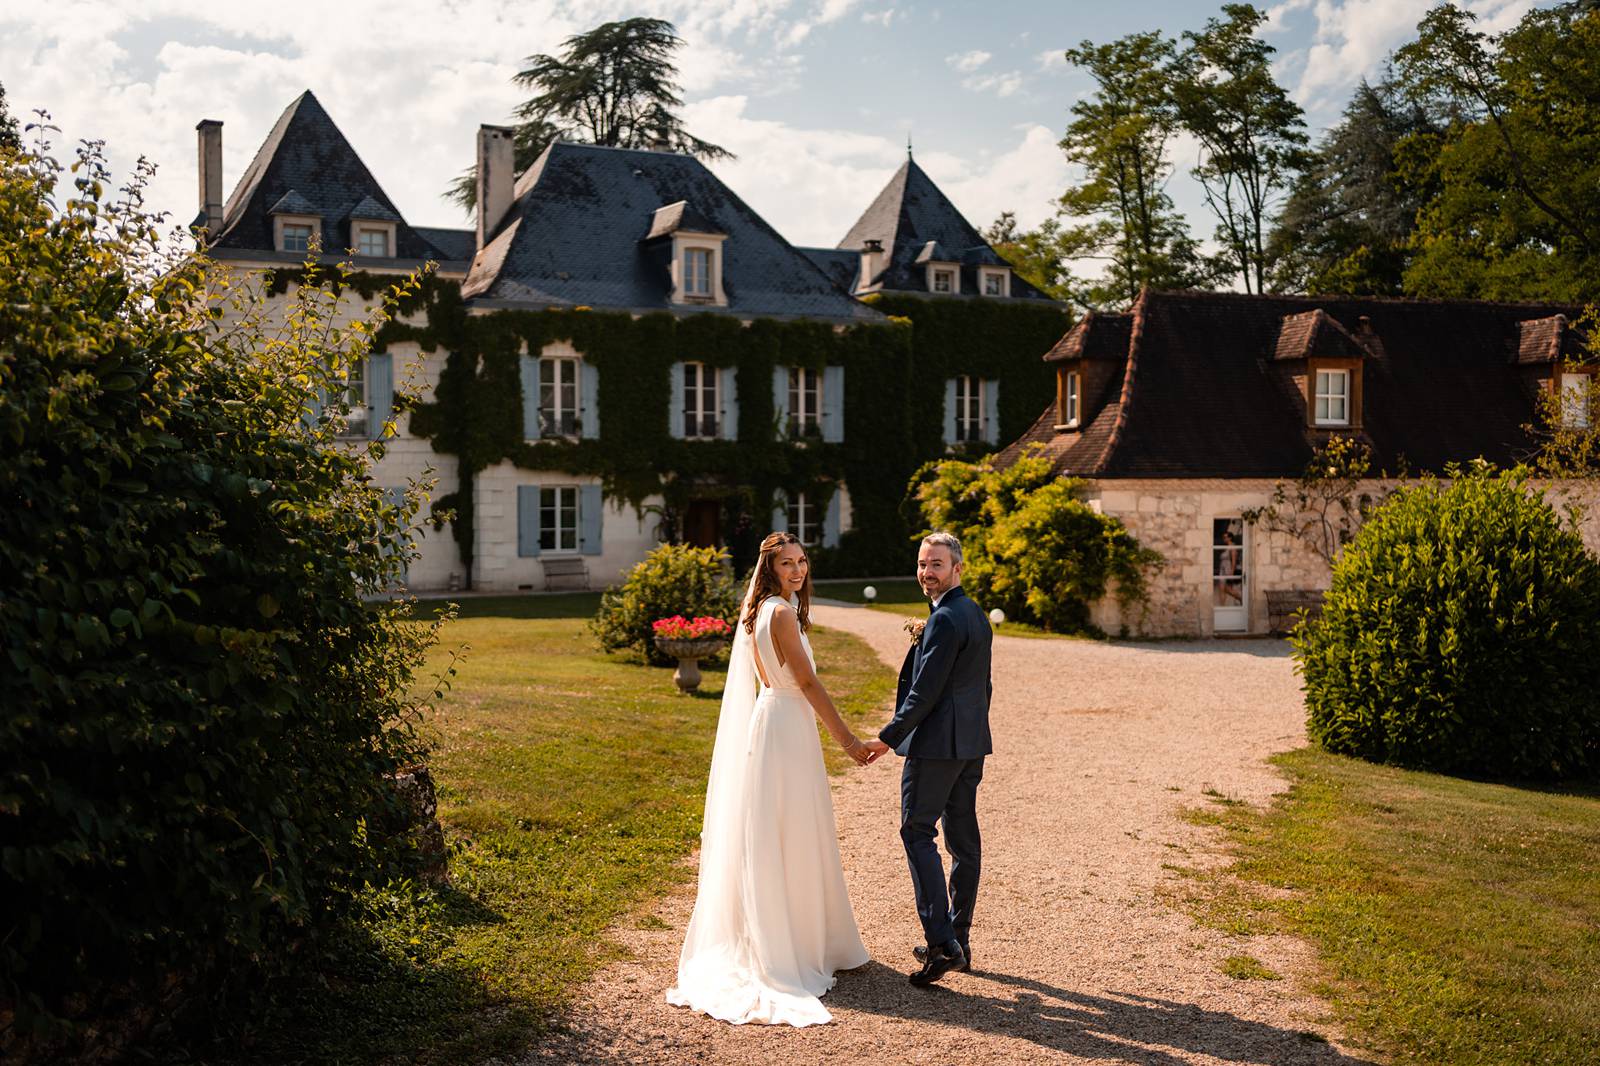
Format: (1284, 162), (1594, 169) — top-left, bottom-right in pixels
(1178, 748), (1600, 1065)
(205, 593), (893, 1065)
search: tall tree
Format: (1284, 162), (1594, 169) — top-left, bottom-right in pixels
(1392, 3), (1600, 301)
(1055, 31), (1210, 309)
(1172, 4), (1310, 294)
(445, 18), (731, 210)
(1267, 76), (1442, 295)
(984, 212), (1078, 303)
(0, 80), (20, 150)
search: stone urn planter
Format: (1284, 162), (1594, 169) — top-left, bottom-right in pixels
(653, 636), (731, 693)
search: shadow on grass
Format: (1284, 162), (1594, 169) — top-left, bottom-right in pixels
(828, 962), (1369, 1065)
(415, 592), (602, 621)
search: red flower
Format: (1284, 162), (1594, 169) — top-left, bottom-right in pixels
(653, 615), (732, 640)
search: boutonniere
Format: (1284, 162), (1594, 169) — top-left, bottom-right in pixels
(903, 618), (926, 645)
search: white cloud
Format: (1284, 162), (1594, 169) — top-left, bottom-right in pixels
(1036, 47), (1068, 71)
(961, 71), (1024, 98)
(938, 123), (1067, 233)
(946, 49), (992, 73)
(860, 7), (898, 26)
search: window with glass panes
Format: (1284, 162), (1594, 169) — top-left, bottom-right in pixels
(982, 270), (1004, 296)
(787, 492), (821, 546)
(955, 375), (984, 442)
(1064, 371), (1080, 426)
(933, 269), (954, 293)
(540, 357), (579, 436)
(540, 486), (578, 552)
(281, 223), (313, 252)
(683, 362), (720, 438)
(684, 248), (712, 297)
(788, 367), (822, 437)
(340, 358), (368, 437)
(1562, 372), (1591, 428)
(1314, 369), (1349, 425)
(356, 227), (388, 257)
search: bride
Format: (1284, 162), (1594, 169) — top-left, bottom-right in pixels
(666, 531), (872, 1027)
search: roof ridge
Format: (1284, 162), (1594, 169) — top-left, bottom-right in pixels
(1093, 287), (1151, 473)
(1145, 287), (1582, 312)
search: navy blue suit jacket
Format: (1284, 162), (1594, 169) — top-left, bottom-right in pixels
(879, 585), (993, 759)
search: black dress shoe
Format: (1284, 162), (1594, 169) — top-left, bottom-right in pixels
(914, 943), (972, 972)
(909, 940), (967, 986)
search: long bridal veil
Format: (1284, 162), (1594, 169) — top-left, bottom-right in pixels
(695, 572), (761, 900)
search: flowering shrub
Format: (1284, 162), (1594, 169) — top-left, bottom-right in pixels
(653, 615), (734, 641)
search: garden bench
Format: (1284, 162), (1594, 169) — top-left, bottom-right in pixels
(1266, 588), (1325, 635)
(543, 556), (591, 592)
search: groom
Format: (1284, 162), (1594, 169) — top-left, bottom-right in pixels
(863, 532), (993, 986)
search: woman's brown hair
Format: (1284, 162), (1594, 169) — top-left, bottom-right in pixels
(741, 532), (813, 634)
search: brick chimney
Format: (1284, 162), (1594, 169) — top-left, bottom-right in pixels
(195, 119), (223, 239)
(475, 124), (516, 250)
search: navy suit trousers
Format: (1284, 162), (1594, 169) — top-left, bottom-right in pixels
(899, 755), (984, 948)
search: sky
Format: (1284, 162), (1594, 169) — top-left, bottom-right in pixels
(0, 0), (1542, 258)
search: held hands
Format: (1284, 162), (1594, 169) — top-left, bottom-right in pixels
(842, 737), (872, 766)
(861, 739), (890, 764)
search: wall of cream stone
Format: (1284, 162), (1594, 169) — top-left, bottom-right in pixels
(1088, 477), (1600, 638)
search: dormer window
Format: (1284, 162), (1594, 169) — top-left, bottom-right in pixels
(1314, 369), (1350, 426)
(356, 226), (390, 257)
(1562, 372), (1592, 429)
(980, 267), (1009, 298)
(1063, 371), (1080, 427)
(684, 247), (712, 297)
(282, 223), (314, 253)
(933, 269), (955, 294)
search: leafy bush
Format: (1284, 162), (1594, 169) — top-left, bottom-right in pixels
(1, 136), (449, 1050)
(1293, 466), (1600, 779)
(592, 543), (739, 662)
(907, 446), (1160, 634)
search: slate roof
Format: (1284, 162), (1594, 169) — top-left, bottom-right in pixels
(998, 289), (1585, 479)
(834, 156), (1053, 301)
(797, 246), (860, 292)
(211, 90), (461, 263)
(461, 141), (880, 322)
(413, 227), (476, 262)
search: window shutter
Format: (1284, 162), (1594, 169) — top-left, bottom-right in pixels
(943, 378), (958, 445)
(772, 366), (789, 439)
(770, 494), (788, 534)
(579, 485), (604, 556)
(984, 378), (1000, 444)
(720, 366), (739, 440)
(580, 361), (600, 439)
(520, 355), (539, 439)
(822, 365), (845, 442)
(822, 489), (842, 548)
(669, 362), (686, 439)
(517, 485), (541, 557)
(368, 353), (394, 440)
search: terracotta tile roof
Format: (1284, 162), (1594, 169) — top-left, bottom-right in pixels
(1002, 289), (1585, 480)
(1043, 311), (1131, 362)
(1515, 314), (1590, 365)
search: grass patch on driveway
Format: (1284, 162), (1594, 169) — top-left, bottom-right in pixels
(1179, 747), (1600, 1065)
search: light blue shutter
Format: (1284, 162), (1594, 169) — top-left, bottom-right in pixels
(770, 494), (788, 534)
(669, 362), (686, 439)
(580, 361), (600, 439)
(822, 489), (842, 548)
(822, 365), (844, 442)
(517, 485), (541, 557)
(368, 353), (394, 440)
(520, 355), (539, 439)
(943, 378), (958, 445)
(720, 366), (739, 440)
(579, 485), (604, 556)
(772, 366), (789, 439)
(984, 378), (1000, 444)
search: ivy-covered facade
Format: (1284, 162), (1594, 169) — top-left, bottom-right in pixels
(197, 91), (1069, 589)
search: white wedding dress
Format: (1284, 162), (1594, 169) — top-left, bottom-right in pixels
(666, 592), (869, 1026)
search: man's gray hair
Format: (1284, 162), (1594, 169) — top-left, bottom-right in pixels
(922, 531), (963, 564)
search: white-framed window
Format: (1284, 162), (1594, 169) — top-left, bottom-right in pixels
(787, 491), (822, 547)
(540, 356), (579, 437)
(338, 357), (368, 438)
(684, 247), (712, 297)
(1314, 369), (1350, 426)
(356, 226), (389, 257)
(789, 367), (822, 437)
(281, 223), (314, 253)
(1562, 372), (1592, 429)
(540, 486), (579, 553)
(1064, 370), (1080, 427)
(683, 361), (720, 439)
(980, 267), (1009, 298)
(955, 375), (985, 442)
(933, 268), (955, 294)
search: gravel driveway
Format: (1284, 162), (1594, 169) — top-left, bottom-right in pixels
(520, 603), (1372, 1065)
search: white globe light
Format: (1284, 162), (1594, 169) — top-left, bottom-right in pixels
(989, 608), (1006, 626)
(863, 585), (878, 602)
